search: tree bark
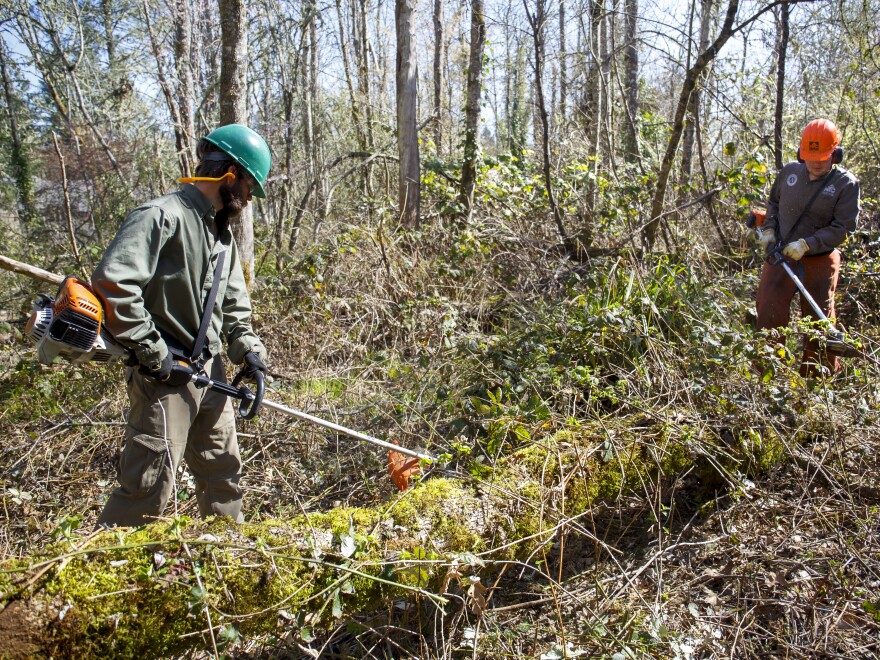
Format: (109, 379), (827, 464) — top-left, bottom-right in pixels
(644, 0), (740, 252)
(621, 0), (640, 161)
(0, 253), (64, 285)
(599, 0), (612, 156)
(432, 0), (443, 155)
(218, 0), (254, 287)
(681, 0), (713, 184)
(458, 0), (486, 218)
(585, 0), (603, 161)
(99, 0), (116, 65)
(174, 0), (196, 176)
(335, 0), (366, 149)
(559, 0), (567, 125)
(525, 0), (574, 257)
(395, 0), (420, 227)
(773, 2), (789, 171)
(143, 1), (189, 180)
(0, 39), (36, 226)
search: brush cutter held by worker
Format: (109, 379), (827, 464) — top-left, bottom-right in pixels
(25, 277), (433, 490)
(764, 248), (860, 358)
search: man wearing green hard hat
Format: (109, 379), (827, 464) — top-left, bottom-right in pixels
(91, 124), (272, 527)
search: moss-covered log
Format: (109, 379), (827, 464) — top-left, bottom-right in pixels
(0, 419), (785, 658)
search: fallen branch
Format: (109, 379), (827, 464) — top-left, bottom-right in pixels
(0, 253), (64, 286)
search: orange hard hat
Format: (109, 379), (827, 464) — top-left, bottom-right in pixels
(799, 118), (841, 161)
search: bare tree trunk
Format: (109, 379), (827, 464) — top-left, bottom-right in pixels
(357, 0), (375, 150)
(52, 131), (83, 273)
(218, 0), (247, 126)
(621, 0), (639, 161)
(307, 2), (327, 233)
(15, 17), (81, 155)
(433, 0), (443, 155)
(644, 0), (739, 252)
(335, 0), (365, 149)
(218, 0), (254, 286)
(681, 0), (712, 184)
(599, 0), (612, 156)
(303, 1), (315, 192)
(0, 39), (36, 225)
(773, 2), (789, 171)
(174, 0), (196, 175)
(143, 1), (189, 180)
(585, 0), (603, 160)
(559, 0), (567, 124)
(525, 0), (574, 257)
(504, 8), (512, 152)
(195, 0), (220, 130)
(395, 0), (420, 227)
(459, 0), (486, 218)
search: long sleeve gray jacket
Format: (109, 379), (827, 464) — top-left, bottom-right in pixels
(765, 162), (860, 254)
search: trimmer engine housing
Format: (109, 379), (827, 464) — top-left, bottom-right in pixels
(25, 278), (128, 364)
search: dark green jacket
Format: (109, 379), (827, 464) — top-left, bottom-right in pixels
(92, 184), (265, 369)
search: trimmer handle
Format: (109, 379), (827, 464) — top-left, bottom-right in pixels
(231, 367), (265, 420)
(765, 244), (785, 266)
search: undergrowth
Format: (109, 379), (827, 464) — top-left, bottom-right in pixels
(1, 201), (879, 657)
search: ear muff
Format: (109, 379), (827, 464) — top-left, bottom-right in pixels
(796, 148), (803, 163)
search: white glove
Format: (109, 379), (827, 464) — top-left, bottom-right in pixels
(757, 228), (776, 249)
(782, 238), (810, 261)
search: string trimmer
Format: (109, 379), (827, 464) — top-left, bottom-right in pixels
(25, 277), (434, 488)
(765, 248), (861, 358)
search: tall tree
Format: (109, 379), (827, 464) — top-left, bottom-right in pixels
(584, 0), (603, 161)
(174, 0), (196, 175)
(559, 0), (567, 123)
(644, 0), (740, 252)
(0, 38), (36, 226)
(525, 0), (574, 256)
(681, 0), (713, 184)
(218, 0), (255, 284)
(621, 0), (640, 161)
(459, 0), (486, 217)
(773, 1), (789, 171)
(433, 0), (443, 155)
(395, 0), (420, 226)
(335, 0), (365, 149)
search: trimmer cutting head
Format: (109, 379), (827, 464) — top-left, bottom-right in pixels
(824, 331), (862, 358)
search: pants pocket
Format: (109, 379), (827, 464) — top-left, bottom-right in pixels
(118, 432), (170, 497)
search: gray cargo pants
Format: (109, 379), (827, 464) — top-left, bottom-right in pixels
(98, 356), (243, 527)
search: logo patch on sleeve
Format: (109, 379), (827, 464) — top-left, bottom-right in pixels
(786, 173), (798, 187)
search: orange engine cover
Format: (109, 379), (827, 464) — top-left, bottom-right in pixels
(53, 278), (103, 325)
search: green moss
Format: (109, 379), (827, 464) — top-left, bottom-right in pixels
(305, 506), (380, 536)
(738, 426), (785, 476)
(0, 407), (817, 657)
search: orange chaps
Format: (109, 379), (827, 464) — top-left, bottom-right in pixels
(756, 250), (841, 376)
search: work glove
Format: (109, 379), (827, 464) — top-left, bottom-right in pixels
(139, 352), (192, 387)
(782, 238), (810, 261)
(240, 351), (268, 380)
(139, 352), (173, 382)
(757, 227), (776, 249)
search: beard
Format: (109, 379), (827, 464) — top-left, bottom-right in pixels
(215, 178), (248, 233)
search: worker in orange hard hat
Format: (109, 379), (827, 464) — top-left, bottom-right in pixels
(754, 118), (860, 376)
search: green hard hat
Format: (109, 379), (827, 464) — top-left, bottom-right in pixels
(202, 124), (272, 198)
